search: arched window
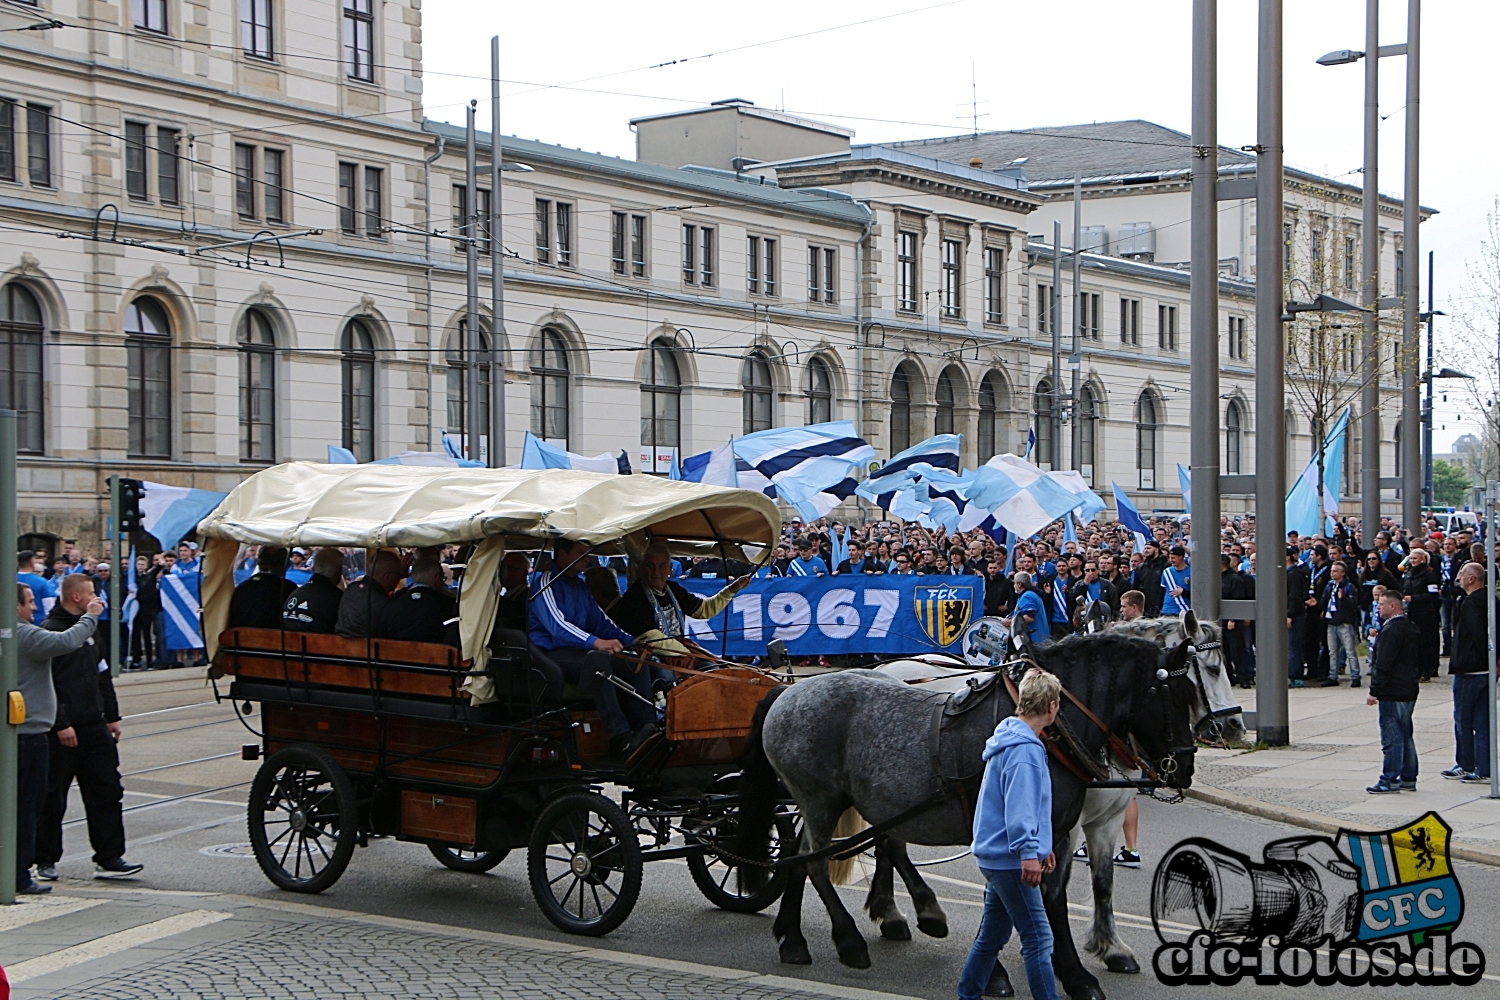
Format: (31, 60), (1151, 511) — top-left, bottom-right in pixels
(341, 319), (376, 462)
(889, 364), (914, 454)
(445, 319), (491, 444)
(1078, 383), (1098, 484)
(1224, 399), (1243, 476)
(530, 327), (569, 444)
(977, 372), (1003, 462)
(1033, 377), (1054, 469)
(0, 284), (44, 453)
(125, 296), (171, 459)
(640, 339), (681, 454)
(238, 308), (276, 462)
(806, 356), (832, 425)
(934, 367), (956, 436)
(742, 350), (774, 434)
(1135, 391), (1159, 489)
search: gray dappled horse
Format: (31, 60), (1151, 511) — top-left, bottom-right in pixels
(733, 631), (1198, 1000)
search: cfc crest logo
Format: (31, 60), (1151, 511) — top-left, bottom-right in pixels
(914, 585), (972, 646)
(1150, 812), (1484, 988)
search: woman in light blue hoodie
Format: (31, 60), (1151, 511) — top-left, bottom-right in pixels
(958, 667), (1061, 1000)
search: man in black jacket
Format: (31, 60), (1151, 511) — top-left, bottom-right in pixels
(1286, 549), (1313, 686)
(1134, 542), (1167, 618)
(380, 556), (459, 646)
(282, 548), (346, 633)
(983, 558), (1014, 618)
(336, 550), (404, 637)
(1402, 548), (1443, 680)
(1067, 559), (1117, 626)
(1366, 590), (1422, 794)
(130, 553), (162, 669)
(229, 544), (295, 629)
(1220, 554), (1251, 687)
(1442, 563), (1495, 782)
(33, 574), (142, 879)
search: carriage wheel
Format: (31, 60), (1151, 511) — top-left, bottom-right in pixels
(527, 791), (641, 936)
(428, 843), (509, 873)
(248, 745), (358, 893)
(686, 810), (797, 913)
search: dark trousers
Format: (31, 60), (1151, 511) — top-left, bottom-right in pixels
(1224, 623), (1253, 685)
(100, 619), (129, 672)
(1453, 673), (1491, 778)
(15, 734), (50, 890)
(1287, 617), (1307, 681)
(545, 647), (656, 739)
(35, 723), (127, 866)
(1378, 700), (1419, 785)
(131, 610), (156, 667)
(1441, 596), (1455, 654)
(1413, 614), (1441, 679)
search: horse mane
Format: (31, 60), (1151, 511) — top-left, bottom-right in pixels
(1108, 616), (1221, 645)
(1031, 631), (1160, 691)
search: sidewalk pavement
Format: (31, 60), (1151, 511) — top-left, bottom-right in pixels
(0, 888), (919, 1000)
(1192, 673), (1500, 863)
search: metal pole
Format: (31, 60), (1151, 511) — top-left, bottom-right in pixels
(489, 36), (507, 468)
(0, 409), (18, 904)
(1070, 174), (1082, 475)
(1359, 0), (1381, 543)
(1191, 0), (1221, 619)
(1401, 0), (1421, 531)
(1255, 0), (1289, 746)
(1488, 482), (1497, 798)
(1423, 250), (1434, 508)
(108, 476), (121, 679)
(1051, 221), (1062, 472)
(464, 101), (481, 464)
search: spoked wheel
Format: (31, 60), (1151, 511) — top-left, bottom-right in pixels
(247, 745), (358, 893)
(527, 791), (641, 936)
(686, 809), (798, 913)
(429, 843), (509, 873)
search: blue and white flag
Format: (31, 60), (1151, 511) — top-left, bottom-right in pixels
(1024, 427), (1036, 458)
(1177, 464), (1192, 516)
(1063, 510), (1078, 545)
(856, 434), (962, 514)
(327, 445), (358, 464)
(140, 482), (229, 550)
(159, 570), (203, 650)
(121, 547), (139, 631)
(1285, 408), (1350, 537)
(681, 440), (740, 488)
(734, 421), (876, 521)
(830, 523), (850, 570)
(520, 432), (623, 475)
(965, 454), (1106, 541)
(375, 451), (485, 468)
(1112, 482), (1150, 554)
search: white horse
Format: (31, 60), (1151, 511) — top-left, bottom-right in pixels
(872, 610), (1243, 978)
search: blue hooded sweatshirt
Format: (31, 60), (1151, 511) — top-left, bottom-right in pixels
(971, 715), (1053, 870)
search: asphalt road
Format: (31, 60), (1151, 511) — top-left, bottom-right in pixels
(27, 668), (1500, 1000)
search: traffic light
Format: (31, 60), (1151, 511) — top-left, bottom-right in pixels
(118, 477), (144, 533)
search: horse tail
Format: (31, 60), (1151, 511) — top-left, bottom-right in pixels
(730, 685), (789, 881)
(827, 808), (868, 885)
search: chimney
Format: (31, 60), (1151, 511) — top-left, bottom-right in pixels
(969, 156), (983, 169)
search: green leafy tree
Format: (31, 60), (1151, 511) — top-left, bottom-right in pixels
(1431, 458), (1473, 507)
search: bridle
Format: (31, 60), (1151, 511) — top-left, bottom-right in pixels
(1180, 638), (1241, 745)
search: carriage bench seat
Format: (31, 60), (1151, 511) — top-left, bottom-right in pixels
(217, 627), (473, 701)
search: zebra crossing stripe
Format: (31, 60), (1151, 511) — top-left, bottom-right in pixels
(4, 909), (231, 983)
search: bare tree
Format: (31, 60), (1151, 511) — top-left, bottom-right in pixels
(1446, 198), (1500, 484)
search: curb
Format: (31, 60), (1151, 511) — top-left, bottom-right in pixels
(1185, 784), (1500, 868)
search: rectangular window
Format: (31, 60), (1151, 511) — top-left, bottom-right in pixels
(241, 0), (273, 59)
(1283, 221), (1294, 273)
(1080, 292), (1101, 339)
(235, 142), (256, 218)
(338, 161), (357, 233)
(1158, 304), (1177, 350)
(343, 0), (373, 81)
(1120, 297), (1140, 345)
(1344, 236), (1356, 291)
(133, 0), (167, 33)
(362, 165), (382, 238)
(1227, 315), (1246, 360)
(807, 245), (819, 301)
(0, 99), (14, 182)
(156, 127), (179, 205)
(700, 226), (715, 287)
(262, 148), (283, 221)
(763, 238), (777, 296)
(940, 238), (962, 319)
(810, 245), (835, 303)
(535, 199), (551, 263)
(630, 214), (646, 277)
(984, 247), (1005, 324)
(1395, 247), (1405, 293)
(125, 121), (150, 200)
(612, 212), (626, 275)
(26, 104), (49, 187)
(556, 202), (572, 267)
(897, 230), (918, 312)
(1036, 283), (1052, 335)
(747, 235), (759, 293)
(681, 223), (696, 284)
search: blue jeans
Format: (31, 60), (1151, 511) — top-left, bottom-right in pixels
(15, 734), (49, 890)
(958, 867), (1058, 1000)
(1326, 623), (1360, 680)
(1378, 700), (1418, 785)
(1453, 674), (1491, 777)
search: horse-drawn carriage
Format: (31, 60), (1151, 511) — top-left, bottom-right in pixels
(199, 463), (795, 935)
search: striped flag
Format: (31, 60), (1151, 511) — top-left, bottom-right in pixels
(681, 440), (740, 487)
(965, 454), (1106, 540)
(520, 431), (624, 474)
(159, 570), (203, 651)
(733, 421), (875, 521)
(139, 482), (229, 551)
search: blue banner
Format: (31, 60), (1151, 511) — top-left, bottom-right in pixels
(159, 570), (204, 650)
(675, 574), (979, 656)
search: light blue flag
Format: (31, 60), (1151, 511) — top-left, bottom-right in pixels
(327, 445), (358, 464)
(734, 421), (875, 521)
(1063, 511), (1078, 545)
(668, 450), (682, 481)
(520, 432), (621, 474)
(966, 454), (1104, 540)
(139, 482), (228, 550)
(856, 434), (962, 515)
(1025, 427), (1036, 458)
(373, 451), (484, 468)
(159, 570), (203, 651)
(1285, 408), (1350, 536)
(831, 524), (850, 569)
(1177, 464), (1192, 516)
(682, 440), (740, 487)
(1112, 482), (1151, 534)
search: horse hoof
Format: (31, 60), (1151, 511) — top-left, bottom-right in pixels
(880, 919), (911, 941)
(916, 915), (949, 938)
(1104, 955), (1140, 974)
(1067, 987), (1106, 1000)
(837, 946), (872, 970)
(779, 941), (812, 966)
(984, 963), (1015, 997)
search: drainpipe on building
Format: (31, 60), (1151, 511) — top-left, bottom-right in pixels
(422, 134), (446, 450)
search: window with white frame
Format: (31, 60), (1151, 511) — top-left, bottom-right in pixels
(241, 0), (273, 59)
(808, 245), (835, 304)
(453, 184), (492, 254)
(1080, 292), (1101, 340)
(748, 235), (778, 296)
(133, 0), (167, 33)
(26, 104), (50, 188)
(339, 162), (379, 236)
(897, 230), (918, 312)
(1120, 297), (1140, 345)
(984, 246), (1005, 324)
(1157, 304), (1177, 351)
(1344, 235), (1357, 291)
(940, 239), (962, 319)
(611, 211), (646, 277)
(343, 0), (373, 81)
(1036, 283), (1052, 335)
(681, 223), (714, 286)
(126, 122), (150, 200)
(1226, 315), (1246, 361)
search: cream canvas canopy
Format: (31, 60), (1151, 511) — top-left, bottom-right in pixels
(195, 462), (781, 665)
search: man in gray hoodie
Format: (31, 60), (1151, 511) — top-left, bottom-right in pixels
(13, 581), (101, 894)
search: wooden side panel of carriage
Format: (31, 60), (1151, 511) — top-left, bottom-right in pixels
(664, 667), (781, 742)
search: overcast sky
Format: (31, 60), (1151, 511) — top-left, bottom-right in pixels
(422, 0), (1497, 454)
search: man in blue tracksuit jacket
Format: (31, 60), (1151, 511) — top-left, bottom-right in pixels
(530, 538), (658, 756)
(959, 667), (1061, 1000)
